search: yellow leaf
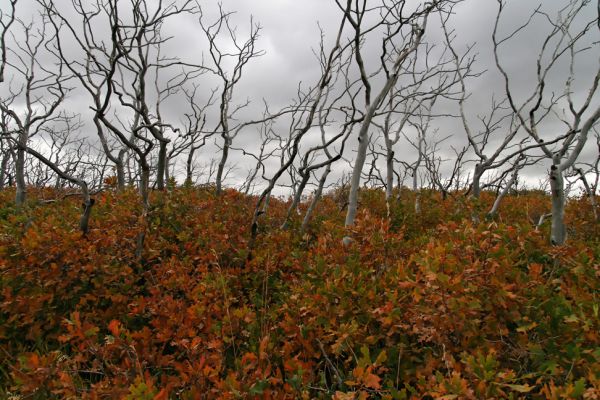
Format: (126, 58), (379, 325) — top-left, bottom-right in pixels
(500, 383), (534, 393)
(374, 350), (387, 366)
(516, 322), (537, 333)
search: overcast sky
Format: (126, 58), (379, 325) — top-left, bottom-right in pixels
(2, 0), (599, 194)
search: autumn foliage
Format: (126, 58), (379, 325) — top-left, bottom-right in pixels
(0, 186), (599, 399)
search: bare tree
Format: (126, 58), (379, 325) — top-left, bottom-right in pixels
(280, 56), (357, 230)
(576, 166), (598, 220)
(301, 90), (363, 232)
(424, 141), (469, 201)
(487, 153), (526, 218)
(198, 4), (265, 195)
(234, 119), (276, 195)
(0, 107), (15, 188)
(342, 0), (456, 231)
(593, 130), (600, 194)
(493, 0), (600, 244)
(0, 16), (69, 207)
(36, 112), (84, 189)
(281, 113), (353, 229)
(45, 0), (205, 200)
(113, 1), (201, 193)
(0, 0), (17, 83)
(247, 2), (354, 256)
(149, 35), (209, 189)
(2, 107), (96, 233)
(583, 129), (600, 195)
(16, 139), (94, 233)
(440, 9), (525, 206)
(0, 144), (10, 188)
(178, 84), (216, 186)
(405, 117), (426, 214)
(379, 29), (466, 216)
(43, 0), (139, 194)
(381, 93), (420, 212)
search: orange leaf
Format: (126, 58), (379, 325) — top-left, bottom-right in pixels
(28, 353), (40, 369)
(108, 319), (120, 337)
(259, 335), (270, 360)
(363, 372), (381, 390)
(153, 388), (169, 400)
(333, 392), (357, 400)
(529, 263), (543, 279)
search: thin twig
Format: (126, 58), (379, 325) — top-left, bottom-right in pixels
(316, 338), (344, 388)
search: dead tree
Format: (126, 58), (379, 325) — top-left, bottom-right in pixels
(404, 106), (430, 214)
(113, 0), (202, 193)
(41, 0), (132, 192)
(235, 120), (275, 195)
(0, 110), (15, 188)
(342, 0), (458, 231)
(45, 0), (202, 201)
(5, 117), (95, 233)
(486, 154), (526, 219)
(576, 167), (598, 221)
(440, 8), (525, 205)
(0, 0), (17, 83)
(424, 142), (469, 201)
(280, 54), (358, 230)
(0, 16), (68, 207)
(593, 130), (600, 194)
(178, 84), (217, 186)
(198, 4), (265, 195)
(247, 1), (354, 256)
(379, 29), (466, 216)
(36, 113), (85, 189)
(300, 98), (357, 232)
(493, 0), (600, 245)
(232, 103), (301, 196)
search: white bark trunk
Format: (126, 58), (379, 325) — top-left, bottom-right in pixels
(550, 164), (567, 245)
(15, 145), (25, 207)
(345, 127), (369, 227)
(215, 136), (230, 195)
(302, 164), (331, 232)
(282, 173), (309, 230)
(487, 166), (519, 218)
(472, 164), (483, 199)
(385, 145), (394, 218)
(0, 151), (8, 189)
(413, 169), (421, 215)
(344, 15), (429, 229)
(578, 168), (598, 221)
(156, 140), (167, 190)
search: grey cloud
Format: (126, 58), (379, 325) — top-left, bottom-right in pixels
(1, 0), (598, 193)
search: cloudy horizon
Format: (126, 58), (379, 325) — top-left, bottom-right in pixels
(1, 0), (599, 197)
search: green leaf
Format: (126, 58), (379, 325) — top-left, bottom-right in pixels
(358, 345), (371, 368)
(571, 378), (586, 398)
(249, 379), (269, 395)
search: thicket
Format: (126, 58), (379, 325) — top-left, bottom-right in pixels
(0, 186), (598, 399)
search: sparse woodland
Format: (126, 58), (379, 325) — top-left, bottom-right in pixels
(0, 0), (599, 398)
